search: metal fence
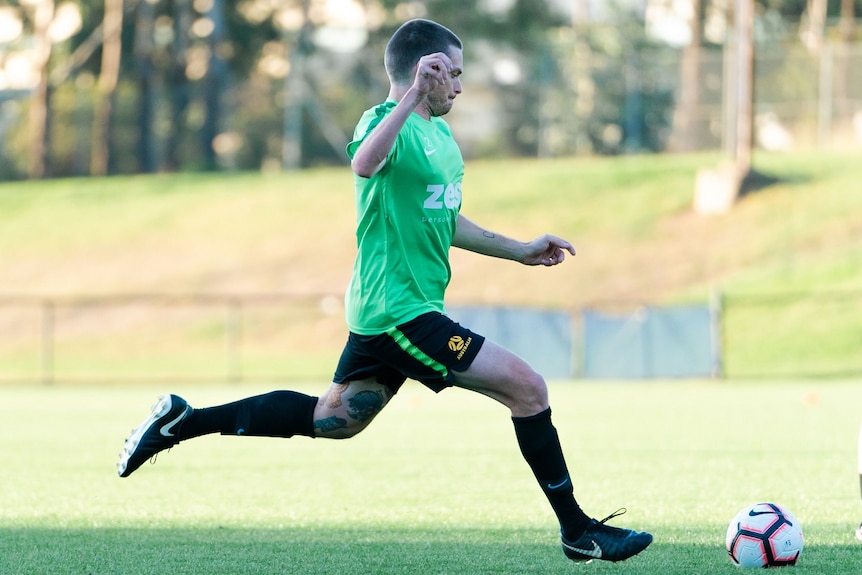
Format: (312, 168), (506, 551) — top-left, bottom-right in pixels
(580, 303), (720, 379)
(1, 291), (859, 384)
(532, 39), (862, 156)
(1, 31), (860, 178)
(0, 293), (346, 385)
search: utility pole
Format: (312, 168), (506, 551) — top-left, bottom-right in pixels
(694, 0), (754, 215)
(733, 0), (754, 176)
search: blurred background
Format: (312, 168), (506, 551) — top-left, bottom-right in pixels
(0, 0), (860, 179)
(0, 0), (860, 384)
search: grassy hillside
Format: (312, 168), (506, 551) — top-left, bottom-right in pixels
(0, 151), (860, 379)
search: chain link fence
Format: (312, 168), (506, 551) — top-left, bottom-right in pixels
(1, 292), (859, 383)
(1, 28), (860, 177)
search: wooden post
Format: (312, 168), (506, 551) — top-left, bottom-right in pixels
(41, 300), (54, 385)
(225, 299), (242, 383)
(734, 0), (754, 175)
(709, 287), (724, 379)
(693, 0), (754, 215)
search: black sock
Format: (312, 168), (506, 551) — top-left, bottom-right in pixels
(177, 391), (318, 440)
(512, 407), (590, 540)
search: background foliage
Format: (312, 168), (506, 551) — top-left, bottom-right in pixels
(1, 0), (860, 179)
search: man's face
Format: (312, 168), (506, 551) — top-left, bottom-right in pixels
(426, 47), (463, 117)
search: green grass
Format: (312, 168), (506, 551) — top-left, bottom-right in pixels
(1, 380), (861, 574)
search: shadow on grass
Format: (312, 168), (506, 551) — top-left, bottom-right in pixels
(1, 526), (859, 575)
(738, 167), (784, 198)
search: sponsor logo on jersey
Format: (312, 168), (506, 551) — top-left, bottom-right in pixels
(424, 182), (462, 210)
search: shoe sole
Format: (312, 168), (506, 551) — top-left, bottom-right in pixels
(117, 395), (173, 477)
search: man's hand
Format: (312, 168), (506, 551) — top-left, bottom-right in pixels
(521, 234), (577, 267)
(413, 52), (452, 96)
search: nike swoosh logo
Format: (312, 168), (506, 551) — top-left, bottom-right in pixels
(748, 508), (778, 517)
(422, 136), (437, 156)
(160, 406), (190, 437)
(547, 477), (571, 490)
(565, 540), (603, 559)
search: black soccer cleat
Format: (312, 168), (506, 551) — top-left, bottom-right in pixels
(856, 522), (862, 542)
(117, 394), (193, 478)
(561, 508), (653, 563)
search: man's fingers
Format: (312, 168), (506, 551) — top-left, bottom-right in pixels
(551, 237), (576, 256)
(418, 53), (451, 83)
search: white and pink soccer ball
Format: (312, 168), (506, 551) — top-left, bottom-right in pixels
(726, 502), (804, 568)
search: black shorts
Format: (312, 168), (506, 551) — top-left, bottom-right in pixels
(333, 311), (485, 394)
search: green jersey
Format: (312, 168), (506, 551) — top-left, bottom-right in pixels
(344, 100), (464, 335)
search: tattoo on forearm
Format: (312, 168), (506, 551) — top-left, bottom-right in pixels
(347, 390), (385, 423)
(315, 416), (348, 433)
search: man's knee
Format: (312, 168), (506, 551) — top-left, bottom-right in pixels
(314, 379), (390, 438)
(515, 371), (550, 415)
(313, 414), (369, 439)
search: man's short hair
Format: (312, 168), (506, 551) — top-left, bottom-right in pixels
(384, 19), (462, 84)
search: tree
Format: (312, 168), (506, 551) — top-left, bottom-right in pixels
(800, 0), (827, 53)
(668, 0), (704, 152)
(693, 0), (755, 215)
(201, 0), (230, 170)
(26, 0), (55, 179)
(834, 0), (857, 123)
(732, 0), (754, 173)
(90, 0), (123, 176)
(134, 0), (157, 173)
(166, 0), (193, 171)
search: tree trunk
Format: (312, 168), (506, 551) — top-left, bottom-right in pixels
(693, 0), (754, 215)
(802, 0), (827, 54)
(668, 0), (703, 152)
(282, 0), (313, 170)
(202, 0), (229, 170)
(839, 0), (856, 42)
(834, 0), (856, 120)
(90, 0), (123, 176)
(166, 0), (192, 171)
(27, 0), (55, 179)
(135, 0), (157, 173)
(733, 0), (754, 174)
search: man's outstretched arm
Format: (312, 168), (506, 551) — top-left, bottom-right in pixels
(452, 214), (576, 266)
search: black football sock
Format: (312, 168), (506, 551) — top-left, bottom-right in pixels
(512, 407), (591, 540)
(177, 391), (317, 440)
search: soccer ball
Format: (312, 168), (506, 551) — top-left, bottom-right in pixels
(726, 502), (803, 568)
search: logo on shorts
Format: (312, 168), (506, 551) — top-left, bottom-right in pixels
(448, 335), (472, 359)
(448, 335), (464, 351)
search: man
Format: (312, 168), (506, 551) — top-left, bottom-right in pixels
(117, 18), (652, 564)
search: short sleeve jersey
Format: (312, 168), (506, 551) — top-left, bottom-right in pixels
(344, 100), (464, 335)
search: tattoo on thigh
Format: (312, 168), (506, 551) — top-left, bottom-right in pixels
(314, 415), (347, 433)
(346, 390), (385, 423)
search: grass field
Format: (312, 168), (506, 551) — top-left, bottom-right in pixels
(1, 152), (861, 572)
(2, 380), (861, 574)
